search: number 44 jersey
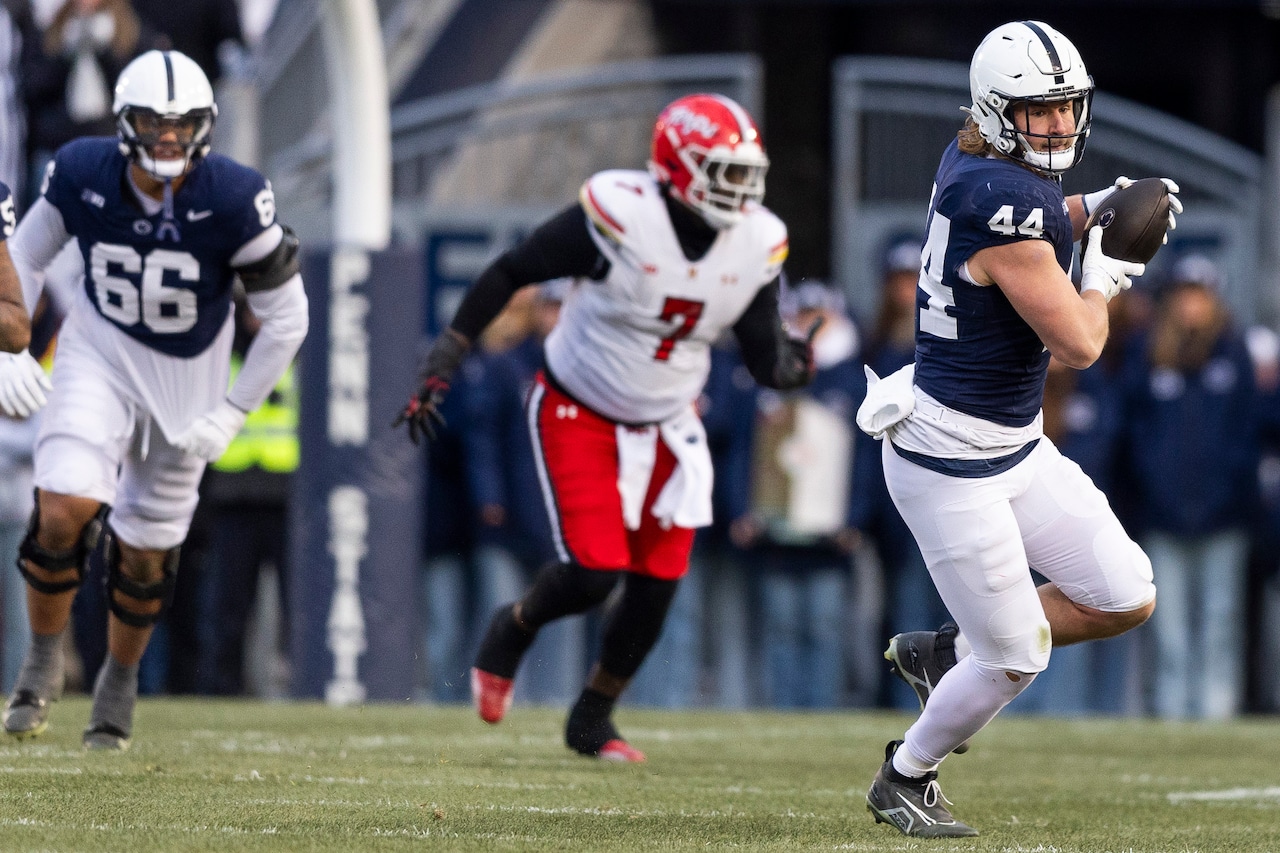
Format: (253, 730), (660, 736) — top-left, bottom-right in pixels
(913, 139), (1075, 428)
(547, 169), (788, 425)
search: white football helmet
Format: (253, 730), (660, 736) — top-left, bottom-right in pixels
(965, 21), (1093, 175)
(113, 50), (217, 179)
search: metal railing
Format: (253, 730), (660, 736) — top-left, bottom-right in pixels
(832, 57), (1265, 323)
(263, 53), (762, 244)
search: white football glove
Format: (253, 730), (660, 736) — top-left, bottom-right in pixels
(1080, 225), (1145, 303)
(0, 350), (52, 418)
(172, 399), (248, 462)
(1081, 176), (1134, 218)
(1158, 178), (1182, 244)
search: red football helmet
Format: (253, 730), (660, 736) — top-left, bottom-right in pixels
(648, 93), (769, 229)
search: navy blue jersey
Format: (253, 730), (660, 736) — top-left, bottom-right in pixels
(43, 137), (277, 357)
(0, 181), (13, 239)
(913, 140), (1073, 427)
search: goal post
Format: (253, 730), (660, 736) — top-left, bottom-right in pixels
(319, 0), (390, 251)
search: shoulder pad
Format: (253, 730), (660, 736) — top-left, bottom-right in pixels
(578, 170), (657, 247)
(45, 138), (118, 202)
(951, 169), (1062, 242)
(739, 205), (788, 277)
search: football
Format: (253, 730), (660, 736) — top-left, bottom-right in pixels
(1080, 177), (1173, 265)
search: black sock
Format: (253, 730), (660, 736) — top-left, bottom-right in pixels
(565, 688), (622, 755)
(473, 605), (536, 679)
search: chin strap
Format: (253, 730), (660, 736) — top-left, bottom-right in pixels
(157, 178), (181, 243)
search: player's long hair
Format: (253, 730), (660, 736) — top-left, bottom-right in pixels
(959, 115), (1051, 178)
(957, 118), (993, 157)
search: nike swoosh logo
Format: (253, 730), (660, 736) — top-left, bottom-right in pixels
(187, 209), (213, 221)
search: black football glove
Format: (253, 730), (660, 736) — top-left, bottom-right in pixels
(393, 330), (470, 443)
(772, 316), (823, 390)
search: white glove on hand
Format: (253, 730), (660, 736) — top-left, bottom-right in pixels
(0, 350), (52, 418)
(1080, 225), (1145, 302)
(172, 399), (248, 462)
(1081, 176), (1134, 218)
(1158, 178), (1182, 244)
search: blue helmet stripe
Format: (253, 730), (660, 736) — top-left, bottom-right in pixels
(1021, 21), (1062, 72)
(162, 52), (175, 102)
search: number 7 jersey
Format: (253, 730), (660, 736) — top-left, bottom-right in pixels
(42, 137), (277, 358)
(545, 169), (788, 424)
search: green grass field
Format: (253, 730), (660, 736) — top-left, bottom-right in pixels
(1, 697), (1278, 852)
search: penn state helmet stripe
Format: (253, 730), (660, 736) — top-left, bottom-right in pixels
(163, 52), (175, 103)
(1021, 21), (1063, 73)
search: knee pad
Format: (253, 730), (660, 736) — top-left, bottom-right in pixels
(104, 529), (180, 628)
(599, 574), (680, 680)
(520, 561), (620, 629)
(16, 496), (109, 595)
(977, 614), (1052, 674)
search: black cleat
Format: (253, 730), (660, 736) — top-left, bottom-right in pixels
(867, 740), (978, 838)
(885, 621), (970, 754)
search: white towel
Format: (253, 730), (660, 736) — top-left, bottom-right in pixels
(615, 424), (658, 531)
(856, 363), (916, 439)
(652, 406), (714, 530)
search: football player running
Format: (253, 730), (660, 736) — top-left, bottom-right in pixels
(1, 50), (308, 750)
(396, 93), (816, 762)
(860, 22), (1180, 837)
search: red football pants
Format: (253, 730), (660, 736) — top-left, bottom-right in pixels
(529, 374), (695, 580)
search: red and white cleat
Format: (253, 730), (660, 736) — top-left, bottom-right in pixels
(597, 739), (645, 763)
(470, 668), (514, 724)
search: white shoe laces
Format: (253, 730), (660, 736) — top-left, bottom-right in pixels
(922, 779), (954, 809)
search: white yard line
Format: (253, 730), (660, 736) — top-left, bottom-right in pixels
(1167, 787), (1280, 802)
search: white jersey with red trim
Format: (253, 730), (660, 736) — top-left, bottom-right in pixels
(545, 169), (787, 424)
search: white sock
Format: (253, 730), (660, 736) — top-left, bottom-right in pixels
(902, 655), (1035, 765)
(892, 743), (939, 778)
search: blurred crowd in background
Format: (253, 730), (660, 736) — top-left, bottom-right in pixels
(1, 0), (1278, 723)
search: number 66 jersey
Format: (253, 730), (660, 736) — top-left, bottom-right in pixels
(9, 137), (286, 438)
(547, 169), (788, 425)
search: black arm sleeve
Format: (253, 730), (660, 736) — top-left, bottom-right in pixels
(731, 278), (792, 388)
(449, 203), (607, 341)
(234, 224), (300, 292)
